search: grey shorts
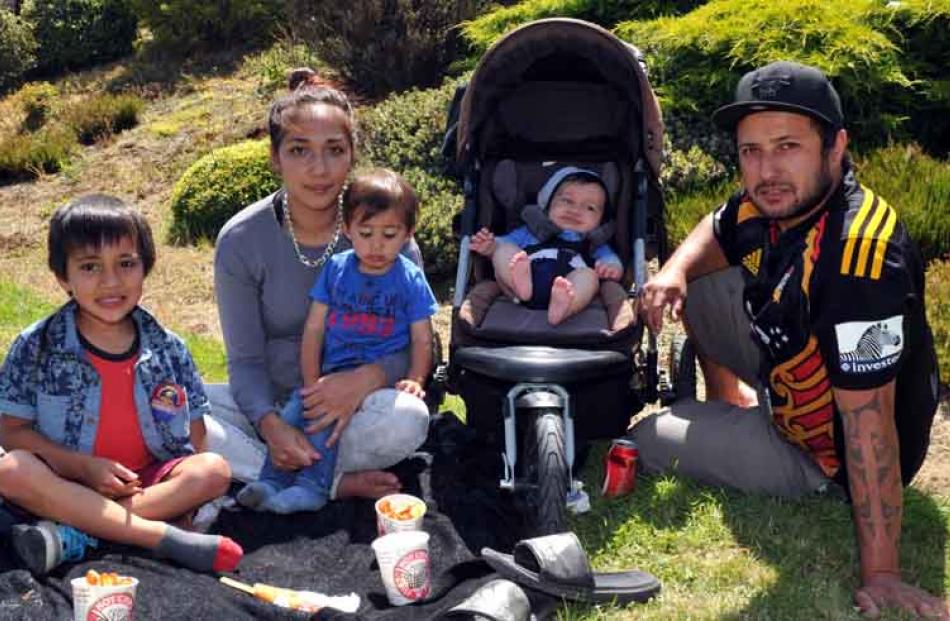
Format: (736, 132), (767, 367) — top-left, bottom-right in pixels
(630, 267), (833, 498)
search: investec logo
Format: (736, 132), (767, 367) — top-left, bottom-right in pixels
(843, 352), (901, 374)
(834, 315), (903, 375)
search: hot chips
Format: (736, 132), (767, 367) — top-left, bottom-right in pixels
(377, 498), (424, 521)
(84, 570), (134, 586)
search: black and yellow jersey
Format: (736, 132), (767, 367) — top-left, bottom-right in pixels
(713, 166), (938, 486)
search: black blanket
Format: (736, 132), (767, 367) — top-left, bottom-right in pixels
(0, 415), (556, 620)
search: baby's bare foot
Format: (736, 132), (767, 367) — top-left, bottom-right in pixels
(548, 277), (575, 325)
(509, 251), (533, 301)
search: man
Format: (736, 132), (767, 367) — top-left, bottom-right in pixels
(635, 60), (947, 618)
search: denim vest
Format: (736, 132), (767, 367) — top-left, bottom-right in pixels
(0, 302), (209, 461)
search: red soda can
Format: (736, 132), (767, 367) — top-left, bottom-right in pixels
(602, 438), (638, 497)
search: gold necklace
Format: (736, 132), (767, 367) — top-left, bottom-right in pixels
(281, 187), (345, 269)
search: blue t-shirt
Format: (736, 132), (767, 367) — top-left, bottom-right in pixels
(310, 251), (438, 374)
(497, 226), (622, 266)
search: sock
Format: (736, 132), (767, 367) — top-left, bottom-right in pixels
(156, 525), (243, 573)
(236, 480), (281, 510)
(260, 484), (329, 514)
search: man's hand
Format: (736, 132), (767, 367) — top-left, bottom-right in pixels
(855, 573), (949, 619)
(259, 412), (318, 470)
(395, 378), (425, 398)
(470, 228), (497, 256)
(640, 266), (688, 333)
(79, 456), (141, 499)
(594, 261), (623, 281)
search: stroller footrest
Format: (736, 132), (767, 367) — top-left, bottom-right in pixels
(454, 346), (628, 383)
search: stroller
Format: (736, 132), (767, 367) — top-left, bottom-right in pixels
(440, 18), (668, 534)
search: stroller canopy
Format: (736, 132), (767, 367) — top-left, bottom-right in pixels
(456, 18), (664, 176)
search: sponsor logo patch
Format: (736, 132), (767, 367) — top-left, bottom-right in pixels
(150, 382), (187, 423)
(834, 315), (903, 374)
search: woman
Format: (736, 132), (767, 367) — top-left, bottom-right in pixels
(206, 68), (429, 499)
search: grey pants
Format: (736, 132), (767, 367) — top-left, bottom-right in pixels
(203, 384), (430, 493)
(630, 268), (832, 498)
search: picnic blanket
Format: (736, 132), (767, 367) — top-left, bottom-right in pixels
(0, 414), (558, 620)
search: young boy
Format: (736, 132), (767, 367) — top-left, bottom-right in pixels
(237, 168), (438, 514)
(470, 167), (624, 325)
(0, 194), (242, 575)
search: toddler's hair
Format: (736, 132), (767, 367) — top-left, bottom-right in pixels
(48, 194), (156, 279)
(342, 168), (418, 229)
(268, 67), (357, 152)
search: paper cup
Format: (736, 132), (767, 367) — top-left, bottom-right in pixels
(374, 493), (426, 535)
(71, 575), (138, 621)
(371, 530), (431, 606)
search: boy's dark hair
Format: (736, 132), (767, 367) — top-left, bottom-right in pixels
(342, 168), (418, 229)
(48, 194), (156, 279)
(268, 67), (357, 152)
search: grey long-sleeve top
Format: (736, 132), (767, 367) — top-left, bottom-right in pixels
(214, 192), (422, 426)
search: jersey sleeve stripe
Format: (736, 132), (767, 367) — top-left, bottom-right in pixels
(840, 189), (875, 275)
(869, 203), (898, 280)
(854, 196), (888, 278)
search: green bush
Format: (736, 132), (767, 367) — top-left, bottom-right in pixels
(0, 9), (37, 94)
(462, 0), (703, 55)
(855, 144), (950, 263)
(925, 259), (950, 377)
(168, 139), (280, 244)
(131, 0), (281, 55)
(63, 93), (144, 144)
(241, 38), (325, 96)
(402, 167), (462, 280)
(616, 0), (913, 150)
(868, 0), (950, 156)
(289, 0), (477, 97)
(0, 125), (75, 181)
(22, 0), (137, 74)
(664, 179), (733, 249)
(14, 81), (57, 132)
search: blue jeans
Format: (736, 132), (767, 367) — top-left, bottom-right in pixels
(257, 390), (338, 495)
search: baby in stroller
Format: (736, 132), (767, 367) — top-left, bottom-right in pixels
(469, 167), (623, 325)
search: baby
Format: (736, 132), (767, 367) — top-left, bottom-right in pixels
(470, 167), (623, 324)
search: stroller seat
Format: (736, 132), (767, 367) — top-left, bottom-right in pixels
(455, 346), (628, 383)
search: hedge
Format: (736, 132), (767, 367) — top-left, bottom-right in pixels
(615, 0), (914, 150)
(288, 0), (476, 97)
(131, 0), (281, 55)
(168, 139), (281, 244)
(0, 9), (36, 94)
(925, 259), (950, 377)
(22, 0), (137, 75)
(462, 0), (703, 55)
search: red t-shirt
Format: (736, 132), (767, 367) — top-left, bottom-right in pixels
(85, 338), (153, 471)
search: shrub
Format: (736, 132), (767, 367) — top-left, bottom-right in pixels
(131, 0), (282, 55)
(168, 139), (280, 244)
(664, 179), (733, 249)
(21, 0), (137, 74)
(855, 144), (950, 263)
(462, 0), (703, 55)
(241, 37), (325, 96)
(289, 0), (477, 97)
(616, 0), (913, 150)
(14, 80), (57, 132)
(925, 259), (950, 377)
(62, 93), (144, 144)
(0, 125), (75, 181)
(401, 167), (462, 280)
(0, 9), (37, 94)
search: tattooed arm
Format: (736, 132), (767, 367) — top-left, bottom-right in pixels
(834, 383), (949, 619)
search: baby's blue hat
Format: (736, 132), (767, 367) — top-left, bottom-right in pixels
(536, 166), (611, 216)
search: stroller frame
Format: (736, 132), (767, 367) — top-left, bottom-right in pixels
(441, 18), (668, 534)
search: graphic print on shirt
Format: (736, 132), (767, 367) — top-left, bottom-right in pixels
(150, 382), (188, 423)
(326, 283), (399, 362)
(834, 315), (903, 375)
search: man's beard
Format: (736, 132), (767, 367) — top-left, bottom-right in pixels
(751, 157), (836, 221)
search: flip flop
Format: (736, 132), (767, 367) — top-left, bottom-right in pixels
(441, 579), (532, 620)
(481, 532), (661, 605)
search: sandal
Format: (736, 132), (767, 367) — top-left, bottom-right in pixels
(441, 579), (532, 620)
(481, 532), (660, 604)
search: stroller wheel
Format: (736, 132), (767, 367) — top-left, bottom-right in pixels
(525, 411), (569, 535)
(669, 335), (697, 402)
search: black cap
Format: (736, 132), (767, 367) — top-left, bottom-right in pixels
(712, 61), (843, 131)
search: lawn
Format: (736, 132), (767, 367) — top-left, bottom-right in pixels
(0, 280), (946, 620)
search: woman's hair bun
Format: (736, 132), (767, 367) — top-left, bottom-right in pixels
(288, 67), (319, 92)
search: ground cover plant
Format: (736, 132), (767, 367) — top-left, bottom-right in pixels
(0, 4), (947, 619)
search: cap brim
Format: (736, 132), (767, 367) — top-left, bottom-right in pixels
(712, 101), (837, 131)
